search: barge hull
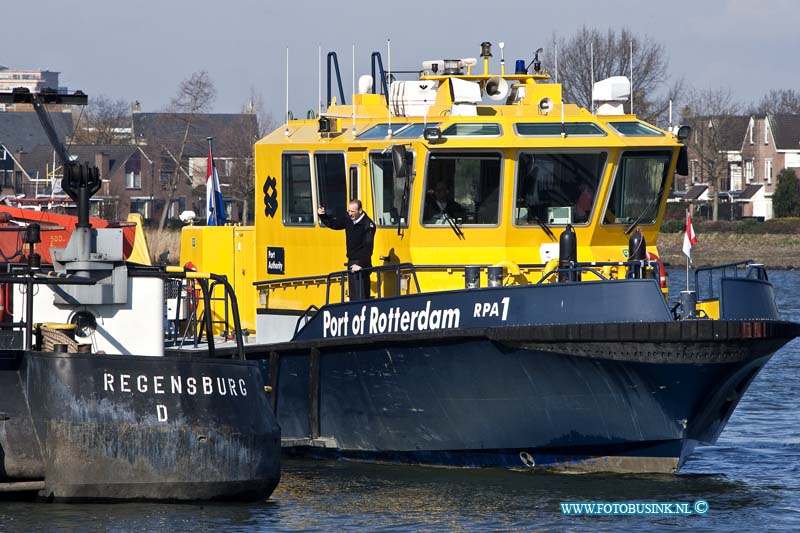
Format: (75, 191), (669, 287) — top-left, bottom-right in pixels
(1, 351), (281, 501)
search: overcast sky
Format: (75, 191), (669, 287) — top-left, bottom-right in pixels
(3, 0), (797, 124)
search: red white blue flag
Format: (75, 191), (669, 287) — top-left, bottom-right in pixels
(206, 140), (226, 226)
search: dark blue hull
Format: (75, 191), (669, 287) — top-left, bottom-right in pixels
(266, 332), (783, 473)
(243, 280), (799, 473)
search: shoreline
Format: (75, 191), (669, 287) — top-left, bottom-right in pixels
(656, 233), (800, 270)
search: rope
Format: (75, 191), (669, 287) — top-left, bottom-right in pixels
(39, 325), (79, 353)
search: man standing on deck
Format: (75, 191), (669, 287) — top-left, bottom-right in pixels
(318, 199), (376, 300)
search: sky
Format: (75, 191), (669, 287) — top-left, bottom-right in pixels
(3, 0), (798, 125)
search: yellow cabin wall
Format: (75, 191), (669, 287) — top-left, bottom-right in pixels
(253, 129), (678, 309)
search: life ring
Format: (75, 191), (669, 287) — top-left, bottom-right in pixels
(647, 252), (667, 289)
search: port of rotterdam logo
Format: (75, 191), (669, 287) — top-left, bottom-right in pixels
(263, 176), (278, 218)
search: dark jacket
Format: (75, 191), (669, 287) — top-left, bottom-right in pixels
(423, 198), (467, 223)
(320, 212), (376, 267)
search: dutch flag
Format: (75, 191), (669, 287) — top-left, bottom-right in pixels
(206, 139), (226, 226)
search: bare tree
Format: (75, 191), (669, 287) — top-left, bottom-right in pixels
(72, 95), (131, 145)
(217, 89), (278, 225)
(682, 87), (745, 221)
(155, 71), (217, 231)
(749, 89), (800, 115)
(245, 87), (277, 137)
(552, 27), (683, 126)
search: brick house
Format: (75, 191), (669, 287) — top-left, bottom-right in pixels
(0, 109), (258, 224)
(683, 113), (800, 220)
(132, 112), (259, 223)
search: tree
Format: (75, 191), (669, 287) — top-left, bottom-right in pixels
(773, 168), (800, 218)
(681, 87), (745, 221)
(156, 71), (217, 231)
(552, 27), (683, 126)
(71, 95), (131, 144)
(221, 89), (277, 225)
(750, 89), (800, 115)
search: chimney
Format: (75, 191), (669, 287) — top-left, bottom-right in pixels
(132, 100), (141, 113)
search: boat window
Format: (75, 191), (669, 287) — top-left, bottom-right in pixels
(603, 150), (672, 226)
(442, 123), (501, 137)
(608, 121), (664, 136)
(423, 152), (501, 225)
(370, 151), (413, 227)
(282, 153), (314, 226)
(315, 153), (348, 227)
(394, 122), (440, 139)
(514, 152), (607, 226)
(358, 122), (439, 140)
(515, 122), (606, 137)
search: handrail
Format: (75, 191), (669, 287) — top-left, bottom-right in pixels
(327, 52), (346, 107)
(294, 305), (320, 337)
(693, 259), (754, 301)
(370, 52), (390, 105)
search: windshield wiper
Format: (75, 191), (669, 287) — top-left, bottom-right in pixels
(624, 192), (661, 235)
(443, 212), (465, 239)
(532, 215), (556, 241)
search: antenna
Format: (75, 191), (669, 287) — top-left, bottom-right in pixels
(590, 41), (594, 114)
(318, 45), (321, 118)
(669, 99), (673, 129)
(555, 42), (558, 84)
(285, 47), (289, 137)
(352, 43), (356, 137)
(387, 38), (392, 138)
(630, 40), (634, 115)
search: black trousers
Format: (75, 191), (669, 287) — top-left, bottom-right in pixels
(347, 264), (371, 301)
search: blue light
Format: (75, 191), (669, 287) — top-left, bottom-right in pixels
(515, 60), (527, 75)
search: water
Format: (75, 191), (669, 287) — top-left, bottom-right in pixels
(2, 269), (799, 532)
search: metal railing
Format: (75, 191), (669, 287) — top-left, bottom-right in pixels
(693, 260), (756, 301)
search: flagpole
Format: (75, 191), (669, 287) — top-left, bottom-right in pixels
(685, 208), (690, 292)
(207, 136), (216, 225)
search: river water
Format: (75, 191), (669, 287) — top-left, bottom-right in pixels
(2, 269), (799, 532)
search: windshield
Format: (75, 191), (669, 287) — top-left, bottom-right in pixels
(603, 150), (672, 226)
(423, 152), (501, 226)
(515, 152), (607, 225)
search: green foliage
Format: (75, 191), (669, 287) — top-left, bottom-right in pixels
(660, 219), (685, 233)
(773, 168), (800, 218)
(660, 217), (800, 235)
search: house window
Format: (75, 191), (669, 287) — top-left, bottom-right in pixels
(765, 159), (773, 184)
(745, 160), (754, 183)
(125, 172), (141, 189)
(690, 159), (698, 184)
(125, 156), (142, 189)
(749, 121), (754, 144)
(765, 122), (770, 145)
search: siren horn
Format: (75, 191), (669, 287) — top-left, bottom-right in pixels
(484, 77), (509, 101)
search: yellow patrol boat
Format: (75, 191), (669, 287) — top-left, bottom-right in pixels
(179, 43), (799, 473)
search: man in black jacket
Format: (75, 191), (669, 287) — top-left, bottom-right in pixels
(318, 199), (376, 300)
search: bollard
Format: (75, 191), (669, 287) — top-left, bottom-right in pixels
(487, 266), (504, 287)
(464, 266), (480, 289)
(680, 290), (697, 319)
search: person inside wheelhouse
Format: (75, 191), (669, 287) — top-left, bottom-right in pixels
(516, 152), (605, 226)
(422, 152), (501, 226)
